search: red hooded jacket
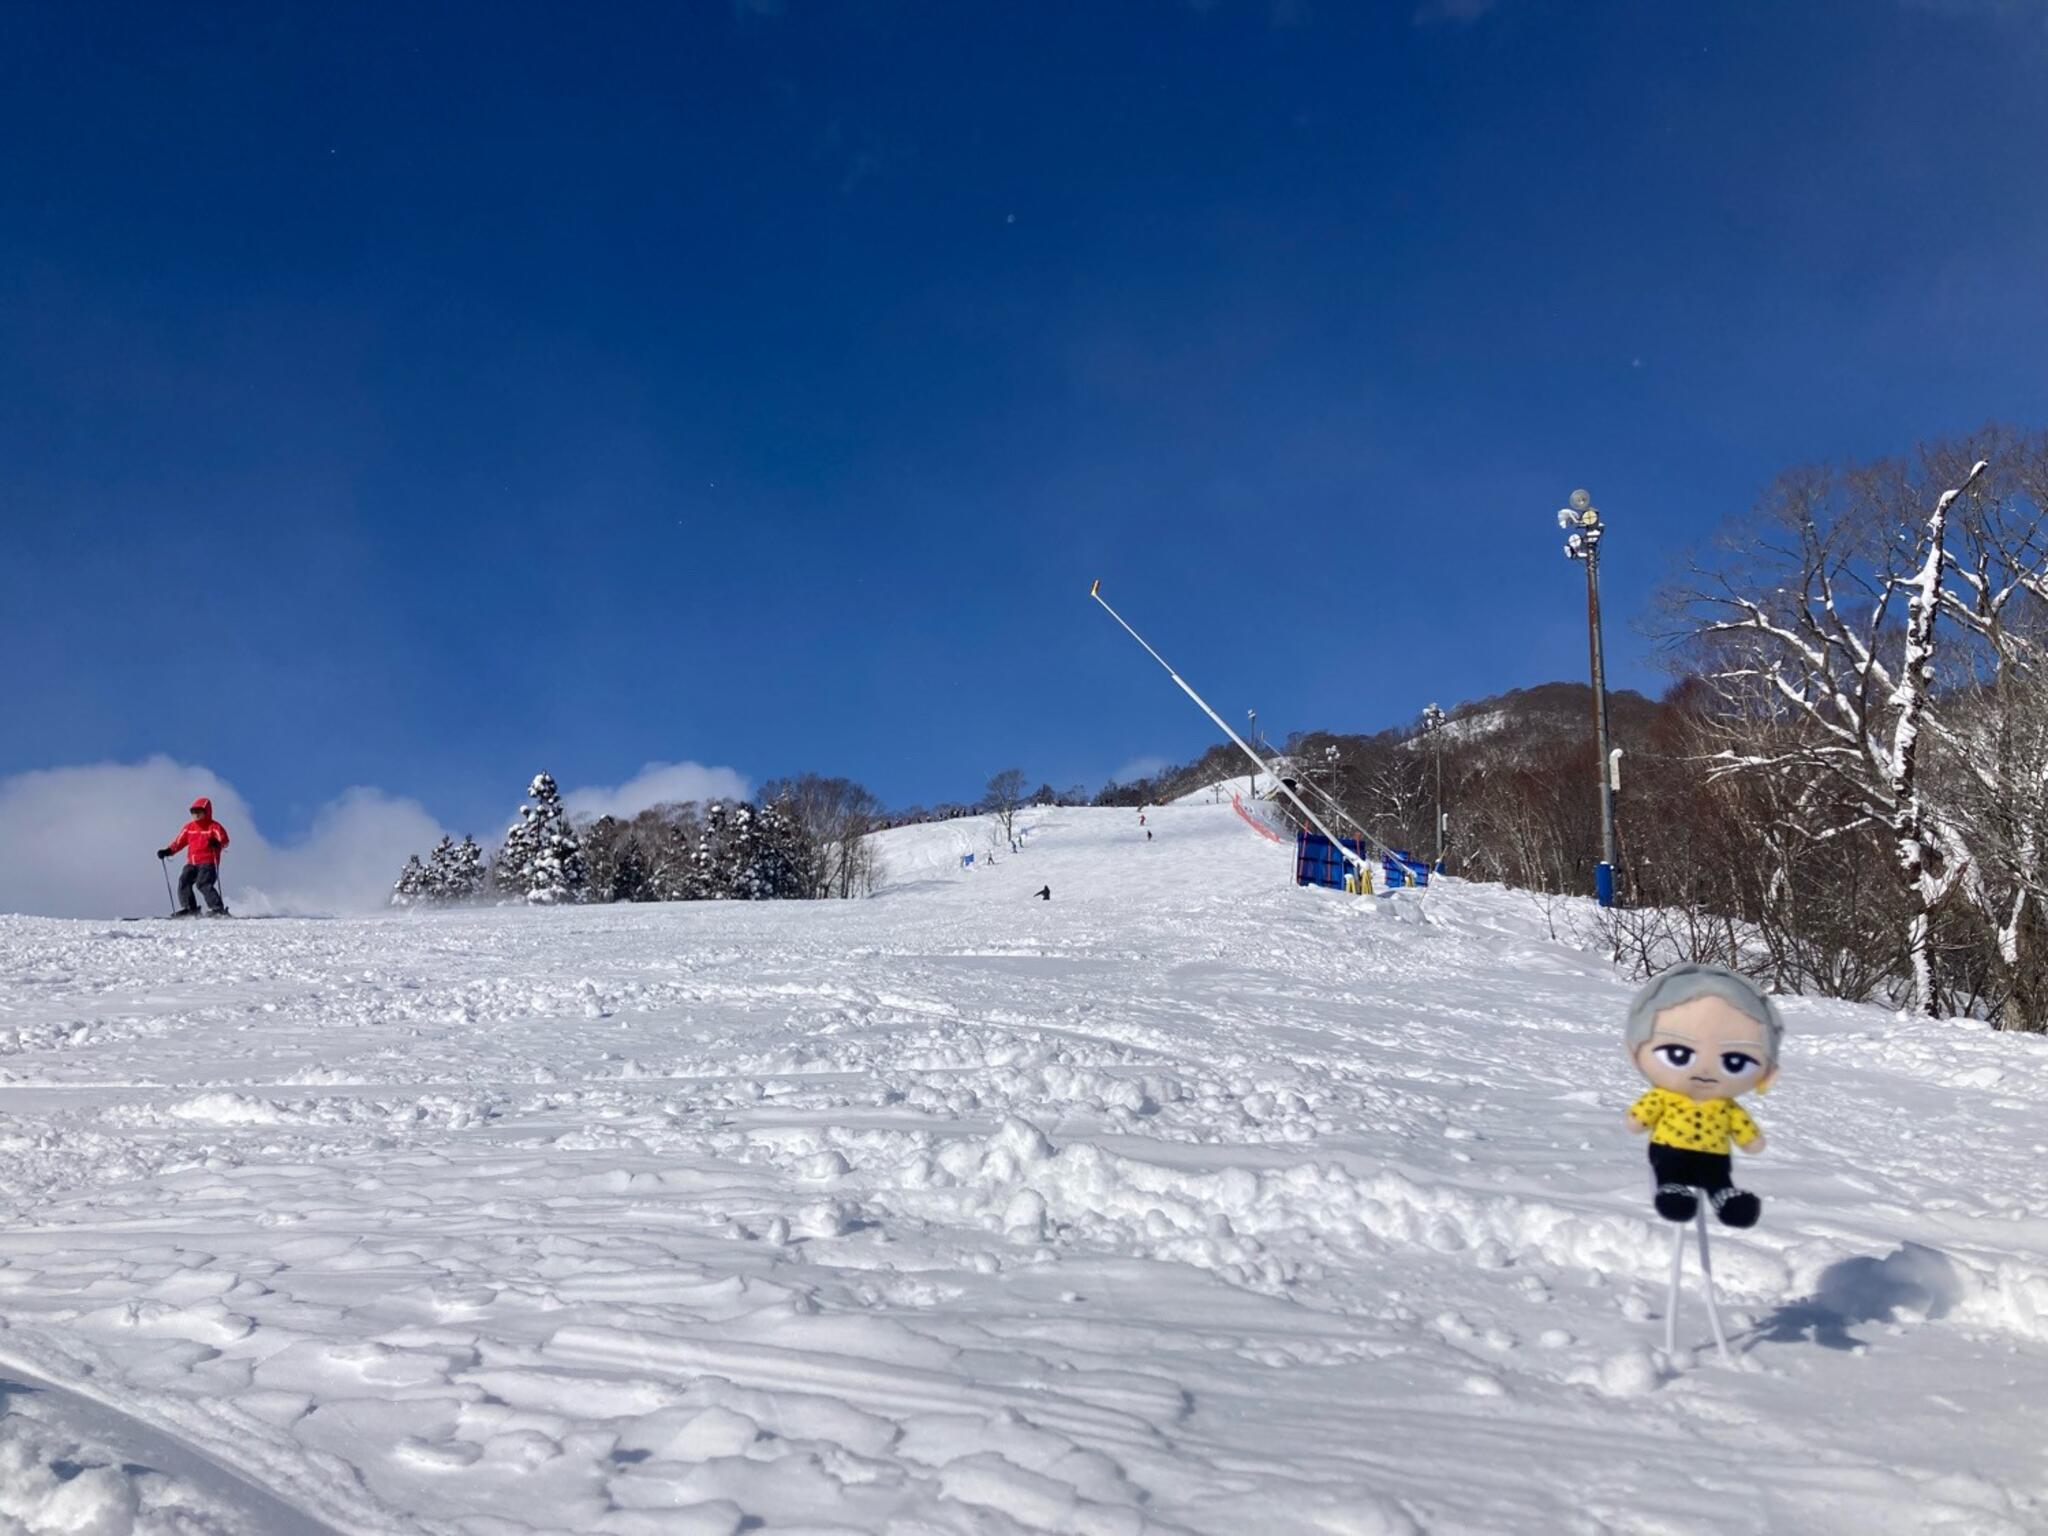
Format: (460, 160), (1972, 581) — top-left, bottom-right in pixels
(164, 798), (230, 865)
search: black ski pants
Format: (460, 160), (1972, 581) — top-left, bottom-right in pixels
(177, 862), (226, 914)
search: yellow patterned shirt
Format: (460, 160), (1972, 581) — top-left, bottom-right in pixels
(1629, 1089), (1759, 1154)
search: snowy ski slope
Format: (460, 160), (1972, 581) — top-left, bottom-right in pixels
(0, 799), (2042, 1532)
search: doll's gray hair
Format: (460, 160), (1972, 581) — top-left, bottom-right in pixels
(1624, 963), (1784, 1064)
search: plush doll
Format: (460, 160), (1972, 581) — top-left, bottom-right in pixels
(1624, 963), (1783, 1229)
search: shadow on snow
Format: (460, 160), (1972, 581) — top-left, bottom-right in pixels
(1750, 1241), (1962, 1351)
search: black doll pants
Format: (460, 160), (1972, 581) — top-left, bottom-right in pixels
(1649, 1144), (1734, 1192)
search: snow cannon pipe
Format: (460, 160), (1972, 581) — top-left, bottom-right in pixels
(1088, 581), (1372, 877)
(1290, 763), (1371, 843)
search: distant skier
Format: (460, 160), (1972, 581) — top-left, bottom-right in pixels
(1034, 885), (1051, 900)
(158, 796), (230, 917)
(1146, 829), (1153, 842)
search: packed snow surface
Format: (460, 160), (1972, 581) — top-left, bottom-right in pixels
(0, 802), (2043, 1533)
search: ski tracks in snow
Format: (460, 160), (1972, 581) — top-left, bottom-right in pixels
(0, 804), (2040, 1531)
(0, 1344), (345, 1535)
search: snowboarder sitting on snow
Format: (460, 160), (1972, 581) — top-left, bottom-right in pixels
(158, 796), (231, 917)
(1034, 885), (1051, 900)
(1623, 963), (1781, 1229)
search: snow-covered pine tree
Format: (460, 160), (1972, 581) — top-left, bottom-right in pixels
(783, 794), (829, 897)
(725, 803), (764, 899)
(423, 835), (458, 902)
(612, 835), (649, 903)
(582, 814), (654, 903)
(519, 771), (588, 905)
(493, 802), (535, 901)
(689, 803), (729, 900)
(647, 815), (694, 901)
(451, 836), (487, 901)
(582, 814), (620, 902)
(390, 854), (428, 908)
(751, 796), (812, 899)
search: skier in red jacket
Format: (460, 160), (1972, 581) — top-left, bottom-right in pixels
(158, 797), (231, 917)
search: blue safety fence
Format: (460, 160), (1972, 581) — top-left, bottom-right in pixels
(1380, 849), (1433, 889)
(1296, 833), (1434, 892)
(1295, 830), (1370, 890)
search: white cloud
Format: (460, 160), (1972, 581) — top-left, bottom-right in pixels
(559, 760), (752, 823)
(0, 754), (762, 919)
(1, 757), (446, 919)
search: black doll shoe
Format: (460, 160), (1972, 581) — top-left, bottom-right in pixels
(1654, 1184), (1699, 1222)
(1710, 1188), (1760, 1228)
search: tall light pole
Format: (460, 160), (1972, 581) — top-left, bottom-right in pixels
(1559, 489), (1618, 907)
(1422, 702), (1446, 871)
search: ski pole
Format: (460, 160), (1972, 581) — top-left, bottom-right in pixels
(159, 855), (176, 915)
(1663, 1221), (1685, 1356)
(1694, 1210), (1733, 1365)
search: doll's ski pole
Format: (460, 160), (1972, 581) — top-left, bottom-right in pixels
(1663, 1224), (1685, 1356)
(1694, 1211), (1733, 1364)
(1664, 1214), (1734, 1365)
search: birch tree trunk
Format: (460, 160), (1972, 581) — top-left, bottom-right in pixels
(1887, 460), (1986, 1014)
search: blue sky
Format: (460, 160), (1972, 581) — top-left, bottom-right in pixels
(4, 0), (2043, 839)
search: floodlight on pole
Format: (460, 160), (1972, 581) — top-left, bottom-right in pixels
(1557, 489), (1619, 907)
(1422, 702), (1447, 872)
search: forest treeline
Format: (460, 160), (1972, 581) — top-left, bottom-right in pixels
(1237, 425), (2047, 1032)
(390, 426), (2048, 1033)
(393, 772), (889, 908)
(391, 765), (1140, 915)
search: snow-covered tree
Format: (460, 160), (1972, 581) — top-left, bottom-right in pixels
(760, 794), (818, 899)
(1921, 439), (2048, 1028)
(422, 836), (458, 901)
(450, 836), (488, 902)
(390, 854), (429, 908)
(1693, 456), (1989, 1016)
(519, 772), (587, 905)
(396, 831), (492, 908)
(760, 775), (883, 899)
(646, 814), (696, 901)
(612, 835), (650, 903)
(690, 802), (730, 900)
(492, 773), (587, 905)
(584, 814), (659, 903)
(731, 797), (808, 900)
(726, 803), (766, 900)
(493, 807), (533, 899)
